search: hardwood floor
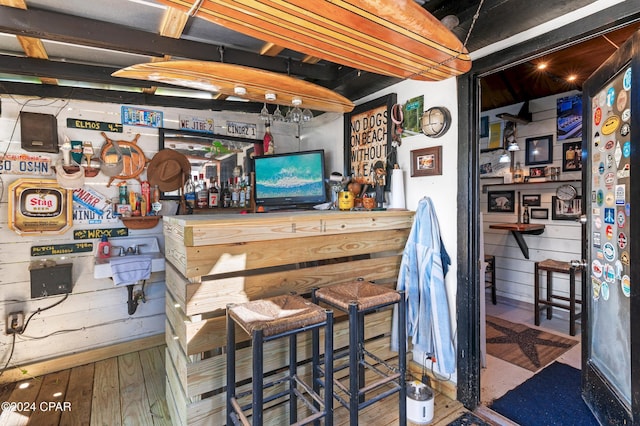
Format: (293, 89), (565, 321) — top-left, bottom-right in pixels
(0, 344), (476, 425)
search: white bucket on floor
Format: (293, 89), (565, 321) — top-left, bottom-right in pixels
(407, 380), (434, 424)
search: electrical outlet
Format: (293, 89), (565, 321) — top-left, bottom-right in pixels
(6, 311), (24, 334)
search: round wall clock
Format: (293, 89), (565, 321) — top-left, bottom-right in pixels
(556, 184), (578, 201)
(421, 106), (451, 138)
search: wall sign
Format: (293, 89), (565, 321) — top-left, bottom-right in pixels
(0, 153), (53, 176)
(226, 121), (257, 139)
(73, 227), (129, 240)
(179, 115), (215, 134)
(344, 93), (396, 190)
(72, 205), (119, 225)
(121, 106), (163, 128)
(66, 118), (123, 133)
(8, 179), (73, 235)
(31, 242), (94, 257)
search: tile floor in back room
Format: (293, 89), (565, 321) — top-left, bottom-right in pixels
(480, 296), (582, 407)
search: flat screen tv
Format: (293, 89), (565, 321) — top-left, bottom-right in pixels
(253, 149), (327, 209)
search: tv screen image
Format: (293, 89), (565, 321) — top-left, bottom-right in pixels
(253, 150), (327, 209)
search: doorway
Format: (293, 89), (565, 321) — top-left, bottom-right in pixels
(455, 3), (640, 411)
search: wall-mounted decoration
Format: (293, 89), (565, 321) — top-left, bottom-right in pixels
(487, 190), (515, 213)
(480, 149), (510, 178)
(529, 167), (546, 178)
(73, 227), (129, 240)
(345, 93), (396, 190)
(480, 116), (489, 138)
(121, 106), (163, 128)
(20, 112), (59, 153)
(525, 135), (553, 165)
(522, 194), (541, 207)
(99, 132), (148, 187)
(0, 153), (53, 176)
(8, 178), (73, 235)
(66, 118), (122, 133)
(530, 208), (549, 220)
(410, 146), (442, 177)
(72, 205), (119, 225)
(420, 106), (451, 138)
(562, 141), (583, 172)
(401, 95), (423, 137)
(557, 94), (582, 140)
(226, 121), (258, 139)
(551, 196), (582, 220)
(487, 122), (502, 149)
(31, 242), (94, 257)
(179, 114), (215, 134)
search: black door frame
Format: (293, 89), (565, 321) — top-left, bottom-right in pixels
(456, 3), (640, 409)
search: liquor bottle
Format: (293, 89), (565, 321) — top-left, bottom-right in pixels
(197, 173), (208, 208)
(231, 177), (240, 207)
(184, 174), (196, 210)
(239, 175), (247, 208)
(513, 162), (523, 183)
(208, 177), (219, 208)
(523, 205), (530, 224)
(263, 123), (274, 155)
(222, 179), (232, 208)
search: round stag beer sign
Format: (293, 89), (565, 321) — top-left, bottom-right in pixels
(8, 178), (73, 235)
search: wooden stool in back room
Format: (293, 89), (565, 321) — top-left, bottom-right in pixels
(534, 259), (583, 336)
(313, 280), (407, 426)
(226, 294), (334, 426)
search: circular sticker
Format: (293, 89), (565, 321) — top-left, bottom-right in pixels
(623, 67), (632, 91)
(603, 242), (616, 261)
(606, 87), (616, 107)
(601, 282), (610, 301)
(594, 107), (602, 126)
(622, 108), (631, 122)
(623, 141), (631, 158)
(599, 162), (605, 175)
(601, 116), (620, 135)
(594, 215), (602, 230)
(604, 139), (615, 151)
(618, 232), (627, 249)
(605, 172), (615, 189)
(592, 259), (603, 278)
(617, 90), (628, 112)
(592, 277), (602, 300)
(620, 123), (630, 137)
(621, 275), (630, 298)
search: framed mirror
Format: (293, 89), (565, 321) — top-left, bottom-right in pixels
(158, 128), (256, 200)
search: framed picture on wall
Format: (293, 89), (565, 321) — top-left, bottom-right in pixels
(488, 190), (515, 213)
(530, 208), (549, 220)
(551, 196), (582, 220)
(562, 141), (583, 171)
(410, 146), (442, 177)
(525, 135), (553, 165)
(522, 194), (541, 207)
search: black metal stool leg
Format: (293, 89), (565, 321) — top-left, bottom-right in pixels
(253, 329), (264, 426)
(325, 310), (334, 426)
(226, 309), (236, 426)
(398, 290), (407, 426)
(348, 302), (359, 426)
(290, 333), (297, 425)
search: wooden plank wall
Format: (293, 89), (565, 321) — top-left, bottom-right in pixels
(481, 91), (583, 308)
(162, 211), (414, 425)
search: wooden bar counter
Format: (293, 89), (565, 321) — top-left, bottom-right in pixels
(162, 209), (415, 425)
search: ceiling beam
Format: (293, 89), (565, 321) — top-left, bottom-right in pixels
(0, 80), (264, 113)
(0, 6), (338, 81)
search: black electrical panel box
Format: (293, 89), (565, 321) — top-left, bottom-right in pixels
(20, 111), (59, 153)
(30, 263), (73, 298)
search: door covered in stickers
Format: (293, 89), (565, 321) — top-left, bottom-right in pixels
(582, 30), (639, 424)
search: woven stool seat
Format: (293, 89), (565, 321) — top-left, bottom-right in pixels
(315, 280), (401, 311)
(228, 294), (327, 337)
(538, 259), (573, 273)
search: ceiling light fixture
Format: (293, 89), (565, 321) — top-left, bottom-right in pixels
(567, 75), (577, 82)
(234, 86), (247, 96)
(265, 92), (276, 101)
(507, 140), (520, 151)
(537, 63), (548, 70)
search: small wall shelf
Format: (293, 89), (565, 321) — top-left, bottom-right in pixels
(482, 178), (581, 193)
(489, 223), (545, 259)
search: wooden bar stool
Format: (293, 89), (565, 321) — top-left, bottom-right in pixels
(534, 259), (582, 336)
(485, 255), (497, 305)
(312, 280), (406, 426)
(226, 294), (334, 426)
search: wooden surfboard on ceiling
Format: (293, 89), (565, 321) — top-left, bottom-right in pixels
(112, 61), (355, 113)
(157, 0), (472, 81)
